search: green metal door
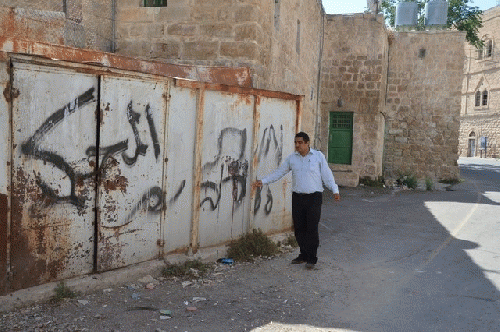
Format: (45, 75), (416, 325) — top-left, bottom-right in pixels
(328, 112), (353, 164)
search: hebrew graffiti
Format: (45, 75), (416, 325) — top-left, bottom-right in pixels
(253, 186), (273, 215)
(255, 124), (284, 166)
(253, 125), (285, 216)
(201, 128), (249, 211)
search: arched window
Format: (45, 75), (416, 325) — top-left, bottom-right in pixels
(475, 90), (481, 106)
(486, 40), (493, 58)
(482, 90), (489, 106)
(469, 131), (475, 137)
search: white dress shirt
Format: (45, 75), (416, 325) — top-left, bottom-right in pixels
(261, 148), (339, 194)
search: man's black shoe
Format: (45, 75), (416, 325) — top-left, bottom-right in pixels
(291, 257), (306, 264)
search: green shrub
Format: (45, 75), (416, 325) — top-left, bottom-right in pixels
(425, 177), (434, 191)
(438, 178), (462, 185)
(163, 259), (213, 279)
(396, 173), (418, 189)
(359, 176), (385, 188)
(227, 229), (279, 262)
(51, 281), (78, 303)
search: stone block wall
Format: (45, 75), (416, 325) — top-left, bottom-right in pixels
(460, 6), (500, 158)
(0, 6), (66, 45)
(384, 31), (465, 180)
(0, 0), (114, 51)
(260, 0), (324, 138)
(459, 115), (500, 158)
(116, 0), (324, 138)
(116, 0), (264, 68)
(0, 0), (62, 11)
(319, 14), (389, 180)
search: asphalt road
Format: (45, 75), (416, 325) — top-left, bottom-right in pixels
(303, 157), (500, 331)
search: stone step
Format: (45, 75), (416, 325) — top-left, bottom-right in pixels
(331, 170), (359, 188)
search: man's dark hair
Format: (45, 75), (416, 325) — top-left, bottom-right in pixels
(295, 132), (310, 142)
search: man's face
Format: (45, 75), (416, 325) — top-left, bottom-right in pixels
(294, 137), (310, 156)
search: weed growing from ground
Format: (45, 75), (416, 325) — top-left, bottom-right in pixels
(227, 229), (279, 262)
(163, 260), (213, 279)
(359, 176), (385, 188)
(396, 173), (418, 189)
(281, 234), (299, 248)
(425, 177), (434, 191)
(51, 281), (78, 303)
(438, 178), (463, 185)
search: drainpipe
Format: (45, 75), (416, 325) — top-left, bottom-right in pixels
(314, 5), (325, 150)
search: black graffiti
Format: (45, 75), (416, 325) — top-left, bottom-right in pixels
(21, 88), (97, 208)
(123, 186), (165, 224)
(201, 159), (248, 211)
(253, 186), (273, 216)
(256, 124), (283, 166)
(21, 87), (164, 212)
(169, 180), (186, 204)
(200, 128), (249, 211)
(202, 128), (247, 172)
(145, 104), (161, 160)
(122, 101), (149, 165)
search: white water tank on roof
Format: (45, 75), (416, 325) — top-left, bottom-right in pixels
(395, 2), (418, 27)
(425, 0), (448, 26)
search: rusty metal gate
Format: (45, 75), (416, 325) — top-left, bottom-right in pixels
(0, 56), (301, 296)
(6, 62), (169, 292)
(10, 62), (98, 291)
(96, 76), (168, 272)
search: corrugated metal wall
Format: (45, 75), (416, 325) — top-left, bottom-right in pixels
(0, 55), (301, 295)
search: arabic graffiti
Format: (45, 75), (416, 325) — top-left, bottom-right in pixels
(20, 88), (185, 225)
(21, 88), (97, 209)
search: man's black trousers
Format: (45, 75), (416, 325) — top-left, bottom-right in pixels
(291, 191), (323, 264)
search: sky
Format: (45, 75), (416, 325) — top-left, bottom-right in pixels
(322, 0), (498, 15)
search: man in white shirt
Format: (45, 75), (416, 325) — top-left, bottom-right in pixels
(253, 132), (340, 270)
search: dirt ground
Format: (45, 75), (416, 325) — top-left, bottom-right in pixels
(0, 188), (392, 332)
(0, 247), (350, 332)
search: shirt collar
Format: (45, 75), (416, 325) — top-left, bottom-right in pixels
(295, 148), (314, 156)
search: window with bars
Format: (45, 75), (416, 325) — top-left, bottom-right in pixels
(482, 90), (488, 106)
(143, 0), (167, 7)
(477, 47), (483, 60)
(330, 113), (353, 129)
(475, 90), (481, 106)
(486, 40), (493, 58)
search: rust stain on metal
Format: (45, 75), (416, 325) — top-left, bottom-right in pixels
(10, 167), (73, 291)
(101, 158), (128, 193)
(175, 78), (302, 101)
(3, 82), (19, 103)
(97, 236), (125, 272)
(0, 193), (8, 295)
(296, 97), (304, 132)
(0, 36), (252, 87)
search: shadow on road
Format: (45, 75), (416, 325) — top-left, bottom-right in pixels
(265, 162), (500, 331)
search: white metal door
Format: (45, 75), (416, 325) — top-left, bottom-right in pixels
(97, 76), (168, 271)
(10, 62), (97, 290)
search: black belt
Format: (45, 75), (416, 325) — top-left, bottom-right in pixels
(293, 191), (321, 196)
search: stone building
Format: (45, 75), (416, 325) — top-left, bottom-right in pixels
(0, 0), (465, 185)
(460, 6), (500, 158)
